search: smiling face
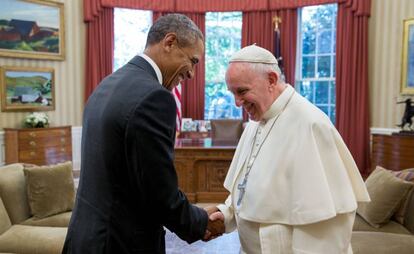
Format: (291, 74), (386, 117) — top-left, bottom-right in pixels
(226, 63), (279, 121)
(161, 35), (204, 91)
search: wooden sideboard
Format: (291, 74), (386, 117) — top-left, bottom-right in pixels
(371, 133), (414, 172)
(4, 126), (72, 166)
(174, 138), (236, 203)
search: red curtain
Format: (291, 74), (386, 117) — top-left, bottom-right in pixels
(84, 8), (114, 102)
(268, 0), (337, 9)
(241, 9), (297, 120)
(278, 9), (298, 86)
(336, 0), (371, 175)
(175, 0), (268, 12)
(153, 12), (206, 120)
(102, 0), (175, 11)
(84, 0), (104, 22)
(242, 12), (274, 53)
(97, 0), (337, 12)
(181, 13), (206, 120)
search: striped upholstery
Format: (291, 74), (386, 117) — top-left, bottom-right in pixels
(392, 168), (414, 224)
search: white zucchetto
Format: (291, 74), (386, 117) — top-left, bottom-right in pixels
(229, 44), (278, 65)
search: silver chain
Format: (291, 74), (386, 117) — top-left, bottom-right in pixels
(237, 90), (295, 206)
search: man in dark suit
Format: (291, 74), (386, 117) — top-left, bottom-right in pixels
(63, 14), (223, 254)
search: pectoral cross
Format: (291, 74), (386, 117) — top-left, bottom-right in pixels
(237, 156), (255, 206)
(237, 177), (247, 206)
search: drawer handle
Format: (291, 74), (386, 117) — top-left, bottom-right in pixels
(30, 151), (36, 157)
(29, 141), (36, 147)
(29, 132), (36, 137)
(61, 130), (66, 135)
(61, 138), (66, 143)
(61, 148), (66, 152)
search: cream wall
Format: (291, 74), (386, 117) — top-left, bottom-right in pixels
(370, 0), (414, 128)
(0, 0), (85, 129)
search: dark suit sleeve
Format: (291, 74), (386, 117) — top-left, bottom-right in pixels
(125, 88), (208, 243)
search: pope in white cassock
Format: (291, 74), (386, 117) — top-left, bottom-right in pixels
(207, 45), (371, 254)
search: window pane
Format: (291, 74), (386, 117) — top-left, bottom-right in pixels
(302, 6), (317, 55)
(317, 5), (335, 30)
(315, 81), (329, 104)
(205, 12), (242, 120)
(317, 56), (331, 78)
(296, 4), (337, 124)
(298, 81), (314, 102)
(318, 30), (332, 54)
(330, 107), (336, 124)
(317, 105), (329, 116)
(205, 82), (239, 119)
(302, 56), (315, 78)
(302, 30), (316, 54)
(113, 9), (152, 72)
(330, 81), (336, 104)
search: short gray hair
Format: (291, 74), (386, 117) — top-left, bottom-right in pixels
(146, 14), (204, 48)
(247, 62), (285, 83)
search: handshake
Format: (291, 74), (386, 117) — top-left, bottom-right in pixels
(202, 206), (225, 241)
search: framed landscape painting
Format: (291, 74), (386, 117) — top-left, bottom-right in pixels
(401, 18), (414, 94)
(1, 66), (55, 112)
(0, 0), (65, 60)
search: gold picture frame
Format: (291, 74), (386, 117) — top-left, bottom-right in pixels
(0, 0), (65, 61)
(1, 66), (55, 112)
(401, 18), (414, 94)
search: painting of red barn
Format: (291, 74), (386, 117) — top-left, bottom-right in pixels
(1, 66), (55, 112)
(0, 0), (64, 60)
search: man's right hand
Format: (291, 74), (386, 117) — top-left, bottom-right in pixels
(203, 210), (225, 241)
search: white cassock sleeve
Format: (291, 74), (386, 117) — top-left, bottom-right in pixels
(217, 195), (237, 233)
(292, 211), (355, 254)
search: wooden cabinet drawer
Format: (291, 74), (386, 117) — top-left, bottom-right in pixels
(19, 145), (72, 161)
(18, 136), (70, 150)
(18, 128), (70, 140)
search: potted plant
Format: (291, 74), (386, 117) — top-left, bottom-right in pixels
(24, 112), (49, 128)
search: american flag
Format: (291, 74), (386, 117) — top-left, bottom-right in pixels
(273, 15), (284, 75)
(172, 84), (182, 133)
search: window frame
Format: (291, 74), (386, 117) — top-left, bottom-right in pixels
(295, 4), (338, 123)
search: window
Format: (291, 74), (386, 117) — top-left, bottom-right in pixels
(295, 4), (337, 123)
(204, 12), (242, 120)
(114, 10), (243, 120)
(113, 8), (152, 72)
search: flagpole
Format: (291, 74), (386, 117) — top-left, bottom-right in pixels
(273, 15), (285, 80)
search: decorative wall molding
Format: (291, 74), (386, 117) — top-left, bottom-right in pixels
(370, 127), (399, 135)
